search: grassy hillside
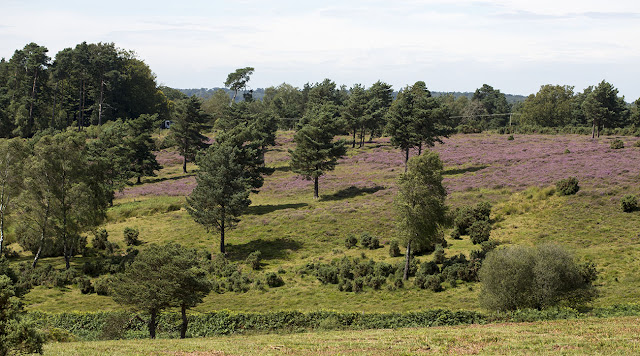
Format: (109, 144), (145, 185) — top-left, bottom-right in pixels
(13, 132), (640, 313)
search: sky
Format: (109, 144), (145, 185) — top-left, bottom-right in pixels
(2, 0), (640, 99)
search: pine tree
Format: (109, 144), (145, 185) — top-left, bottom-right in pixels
(169, 96), (210, 173)
(125, 114), (162, 184)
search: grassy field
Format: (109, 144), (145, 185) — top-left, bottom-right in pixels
(42, 316), (640, 355)
(11, 132), (640, 313)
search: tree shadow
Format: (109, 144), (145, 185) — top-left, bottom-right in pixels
(227, 238), (303, 261)
(135, 173), (196, 185)
(443, 165), (488, 176)
(245, 203), (308, 216)
(273, 165), (292, 172)
(321, 185), (385, 201)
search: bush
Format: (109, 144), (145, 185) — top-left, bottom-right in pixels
(94, 275), (112, 296)
(246, 251), (262, 270)
(621, 195), (638, 212)
(344, 235), (357, 249)
(92, 229), (114, 252)
(424, 274), (443, 292)
(610, 139), (624, 149)
(388, 240), (401, 257)
(264, 272), (284, 288)
(469, 220), (492, 245)
(556, 177), (580, 196)
(450, 227), (461, 240)
(454, 202), (492, 235)
(123, 227), (140, 246)
(507, 135), (514, 140)
(479, 244), (598, 311)
(432, 244), (445, 264)
(360, 233), (380, 250)
(634, 140), (640, 148)
(76, 277), (94, 294)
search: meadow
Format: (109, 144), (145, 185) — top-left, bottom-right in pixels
(15, 131), (640, 314)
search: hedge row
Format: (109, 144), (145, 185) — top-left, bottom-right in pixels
(494, 125), (640, 136)
(27, 304), (640, 341)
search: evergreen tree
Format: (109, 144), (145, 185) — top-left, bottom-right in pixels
(186, 141), (256, 255)
(0, 139), (26, 255)
(582, 80), (629, 138)
(125, 114), (162, 184)
(289, 103), (347, 199)
(342, 84), (368, 148)
(363, 80), (393, 143)
(169, 96), (210, 173)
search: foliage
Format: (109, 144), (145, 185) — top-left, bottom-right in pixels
(224, 67), (254, 103)
(344, 235), (357, 249)
(245, 250), (262, 270)
(519, 85), (575, 127)
(123, 227), (140, 246)
(388, 240), (401, 257)
(469, 220), (492, 245)
(610, 139), (624, 149)
(432, 244), (446, 264)
(125, 114), (162, 184)
(479, 244), (598, 311)
(360, 233), (380, 250)
(556, 177), (580, 195)
(168, 96), (210, 173)
(620, 195), (637, 213)
(264, 272), (285, 288)
(453, 202), (491, 235)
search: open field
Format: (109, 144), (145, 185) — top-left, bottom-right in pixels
(11, 132), (640, 313)
(42, 316), (640, 355)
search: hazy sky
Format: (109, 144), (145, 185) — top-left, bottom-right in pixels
(2, 0), (640, 99)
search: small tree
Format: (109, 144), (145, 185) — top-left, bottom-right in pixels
(112, 244), (210, 339)
(169, 96), (210, 173)
(186, 141), (254, 255)
(289, 103), (346, 199)
(125, 114), (162, 184)
(394, 151), (449, 280)
(224, 67), (254, 104)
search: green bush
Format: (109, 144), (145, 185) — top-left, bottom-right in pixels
(469, 220), (492, 245)
(432, 244), (445, 264)
(76, 277), (94, 294)
(360, 233), (380, 250)
(264, 272), (284, 288)
(610, 139), (624, 149)
(388, 240), (401, 257)
(92, 229), (114, 252)
(424, 274), (443, 292)
(634, 140), (640, 148)
(621, 195), (638, 212)
(344, 235), (357, 249)
(450, 227), (461, 240)
(507, 135), (514, 140)
(123, 227), (140, 246)
(479, 244), (598, 311)
(556, 177), (580, 196)
(94, 275), (112, 296)
(245, 251), (262, 270)
(454, 202), (492, 235)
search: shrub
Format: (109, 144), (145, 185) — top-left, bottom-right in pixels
(621, 195), (638, 212)
(264, 272), (284, 288)
(610, 139), (624, 149)
(479, 244), (598, 311)
(634, 140), (640, 148)
(424, 274), (443, 292)
(92, 229), (112, 251)
(432, 244), (445, 264)
(469, 220), (492, 245)
(507, 135), (514, 141)
(360, 233), (380, 250)
(123, 227), (140, 246)
(454, 202), (492, 235)
(556, 177), (580, 196)
(450, 227), (461, 240)
(94, 275), (112, 296)
(344, 235), (357, 249)
(76, 277), (94, 294)
(246, 251), (262, 270)
(388, 240), (401, 257)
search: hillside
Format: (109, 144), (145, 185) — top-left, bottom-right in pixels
(16, 132), (640, 313)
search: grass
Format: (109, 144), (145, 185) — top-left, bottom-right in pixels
(43, 316), (640, 355)
(12, 131), (640, 313)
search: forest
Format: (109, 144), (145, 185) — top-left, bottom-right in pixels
(1, 41), (640, 354)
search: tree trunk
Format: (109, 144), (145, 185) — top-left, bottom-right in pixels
(63, 239), (71, 270)
(51, 81), (58, 128)
(418, 142), (422, 155)
(137, 175), (141, 184)
(314, 176), (319, 199)
(180, 304), (188, 339)
(220, 208), (226, 255)
(28, 67), (38, 136)
(352, 128), (356, 148)
(592, 121), (596, 139)
(32, 203), (49, 268)
(148, 309), (157, 339)
(403, 240), (412, 281)
(404, 148), (410, 172)
(183, 156), (188, 174)
(98, 79), (104, 126)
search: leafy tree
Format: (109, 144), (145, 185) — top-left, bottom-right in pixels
(112, 244), (210, 339)
(125, 114), (162, 184)
(289, 103), (347, 199)
(224, 67), (254, 104)
(472, 84), (510, 126)
(394, 151), (449, 280)
(169, 96), (210, 173)
(519, 85), (575, 127)
(202, 89), (231, 125)
(582, 80), (629, 138)
(186, 141), (256, 255)
(263, 83), (304, 129)
(479, 244), (598, 310)
(0, 259), (44, 355)
(0, 139), (26, 255)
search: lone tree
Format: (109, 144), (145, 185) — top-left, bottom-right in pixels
(125, 113), (162, 184)
(169, 96), (210, 173)
(224, 67), (254, 105)
(581, 80), (629, 138)
(289, 103), (346, 199)
(394, 151), (449, 280)
(112, 244), (210, 339)
(479, 244), (598, 311)
(186, 140), (257, 255)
